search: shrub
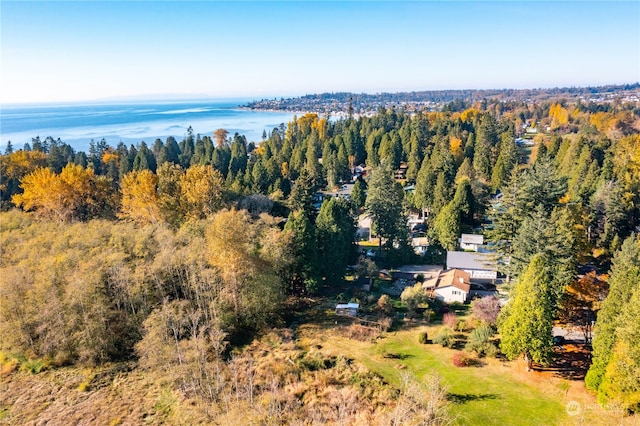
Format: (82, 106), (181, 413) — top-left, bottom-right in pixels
(423, 308), (435, 323)
(376, 294), (395, 316)
(428, 298), (446, 315)
(484, 343), (499, 358)
(433, 328), (454, 348)
(451, 352), (476, 367)
(442, 312), (457, 329)
(418, 331), (429, 344)
(465, 324), (496, 356)
(455, 318), (467, 332)
(18, 358), (48, 374)
(378, 316), (393, 331)
(471, 296), (501, 325)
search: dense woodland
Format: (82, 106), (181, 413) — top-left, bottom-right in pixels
(1, 95), (640, 419)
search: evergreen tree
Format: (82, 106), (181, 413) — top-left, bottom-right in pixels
(431, 200), (460, 251)
(586, 235), (640, 396)
(283, 210), (320, 294)
(350, 178), (366, 211)
(365, 164), (406, 253)
(499, 254), (556, 371)
(491, 132), (518, 191)
(251, 157), (269, 194)
(163, 136), (181, 165)
(516, 155), (566, 214)
(289, 168), (318, 220)
(316, 197), (355, 286)
(228, 135), (248, 180)
(211, 145), (231, 178)
(599, 286), (640, 413)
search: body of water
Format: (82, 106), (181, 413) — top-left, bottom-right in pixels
(0, 99), (297, 152)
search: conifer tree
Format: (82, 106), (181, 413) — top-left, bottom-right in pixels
(365, 164), (406, 254)
(499, 254), (556, 371)
(586, 235), (640, 395)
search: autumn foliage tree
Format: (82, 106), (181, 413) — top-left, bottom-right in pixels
(119, 169), (162, 224)
(12, 163), (113, 222)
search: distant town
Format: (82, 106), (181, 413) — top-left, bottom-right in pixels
(244, 83), (640, 116)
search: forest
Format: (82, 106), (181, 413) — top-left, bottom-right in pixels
(1, 95), (639, 423)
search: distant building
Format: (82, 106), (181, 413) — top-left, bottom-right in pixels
(460, 234), (484, 252)
(412, 237), (430, 256)
(357, 213), (373, 241)
(446, 251), (498, 282)
(335, 303), (359, 317)
(423, 269), (471, 304)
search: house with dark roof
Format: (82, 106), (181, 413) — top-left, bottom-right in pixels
(446, 251), (498, 282)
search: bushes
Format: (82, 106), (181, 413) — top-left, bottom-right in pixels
(433, 328), (454, 348)
(418, 331), (429, 344)
(465, 324), (498, 357)
(451, 352), (476, 367)
(455, 319), (468, 332)
(471, 296), (501, 325)
(442, 312), (457, 329)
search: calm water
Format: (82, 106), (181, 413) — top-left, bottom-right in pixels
(0, 100), (296, 152)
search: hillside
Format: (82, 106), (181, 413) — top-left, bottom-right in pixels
(3, 303), (638, 425)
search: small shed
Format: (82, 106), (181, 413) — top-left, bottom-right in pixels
(460, 234), (484, 252)
(336, 303), (359, 317)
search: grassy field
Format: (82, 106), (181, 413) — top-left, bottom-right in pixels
(299, 318), (639, 426)
(3, 302), (638, 425)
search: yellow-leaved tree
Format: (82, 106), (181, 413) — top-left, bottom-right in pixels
(180, 164), (224, 221)
(12, 163), (111, 222)
(119, 169), (161, 224)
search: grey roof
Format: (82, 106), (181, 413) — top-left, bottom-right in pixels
(336, 303), (359, 309)
(447, 251), (496, 271)
(461, 234), (484, 245)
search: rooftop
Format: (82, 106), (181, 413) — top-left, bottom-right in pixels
(447, 251), (497, 271)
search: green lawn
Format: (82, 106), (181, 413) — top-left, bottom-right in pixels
(321, 326), (568, 426)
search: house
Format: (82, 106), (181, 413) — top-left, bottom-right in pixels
(411, 237), (430, 255)
(357, 213), (373, 241)
(394, 163), (408, 180)
(446, 251), (498, 282)
(423, 269), (471, 304)
(335, 303), (359, 317)
(460, 234), (484, 251)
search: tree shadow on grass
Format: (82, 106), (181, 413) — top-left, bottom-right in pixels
(534, 342), (591, 380)
(447, 392), (500, 404)
(382, 352), (413, 360)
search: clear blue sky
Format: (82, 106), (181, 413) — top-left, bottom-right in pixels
(2, 1), (639, 104)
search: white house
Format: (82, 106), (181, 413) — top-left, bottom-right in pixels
(411, 237), (430, 256)
(335, 303), (359, 317)
(423, 269), (471, 304)
(446, 251), (498, 282)
(460, 234), (484, 251)
(357, 214), (372, 241)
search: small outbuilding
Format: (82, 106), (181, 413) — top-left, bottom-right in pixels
(460, 234), (484, 252)
(335, 303), (359, 317)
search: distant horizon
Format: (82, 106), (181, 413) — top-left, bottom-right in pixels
(2, 80), (639, 108)
(2, 1), (638, 105)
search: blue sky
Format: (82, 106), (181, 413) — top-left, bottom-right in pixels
(2, 1), (639, 104)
